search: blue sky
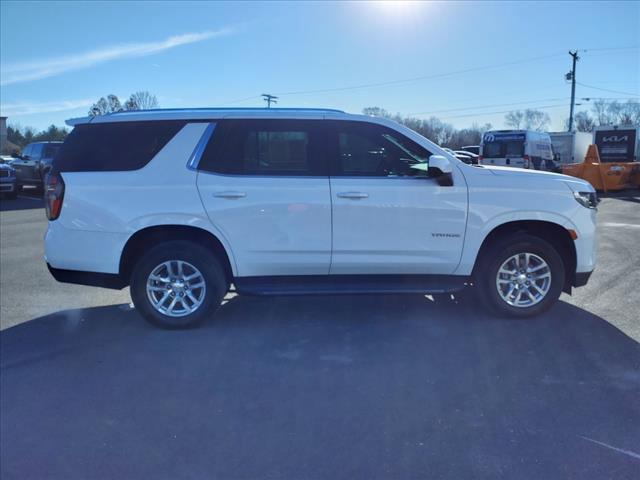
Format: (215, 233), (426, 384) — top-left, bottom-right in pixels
(1, 0), (638, 132)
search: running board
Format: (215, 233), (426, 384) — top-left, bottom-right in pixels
(234, 275), (469, 296)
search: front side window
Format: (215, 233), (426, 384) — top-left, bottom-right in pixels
(199, 120), (325, 176)
(328, 121), (430, 177)
(31, 144), (44, 159)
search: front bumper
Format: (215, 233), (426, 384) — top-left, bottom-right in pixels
(0, 180), (16, 192)
(574, 270), (594, 287)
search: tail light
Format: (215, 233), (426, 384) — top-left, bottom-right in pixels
(45, 172), (65, 221)
(477, 155), (483, 164)
(523, 154), (530, 168)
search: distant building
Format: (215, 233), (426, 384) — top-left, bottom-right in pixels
(0, 117), (7, 153)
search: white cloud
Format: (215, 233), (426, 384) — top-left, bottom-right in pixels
(0, 99), (93, 116)
(1, 29), (232, 86)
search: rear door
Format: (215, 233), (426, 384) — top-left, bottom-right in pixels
(327, 120), (467, 275)
(482, 132), (527, 168)
(196, 119), (332, 277)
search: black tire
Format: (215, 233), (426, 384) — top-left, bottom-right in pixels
(475, 233), (565, 318)
(130, 241), (228, 329)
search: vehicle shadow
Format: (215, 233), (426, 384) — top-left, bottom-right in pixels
(600, 189), (640, 204)
(0, 195), (43, 212)
(2, 296), (639, 479)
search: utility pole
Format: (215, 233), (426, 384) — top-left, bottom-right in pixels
(566, 50), (579, 131)
(262, 94), (278, 108)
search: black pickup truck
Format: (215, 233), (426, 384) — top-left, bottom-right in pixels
(10, 141), (62, 193)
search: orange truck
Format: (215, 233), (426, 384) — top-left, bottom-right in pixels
(562, 126), (640, 192)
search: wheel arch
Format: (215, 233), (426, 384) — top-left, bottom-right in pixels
(472, 220), (577, 292)
(119, 225), (235, 285)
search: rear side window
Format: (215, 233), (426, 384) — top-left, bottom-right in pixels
(53, 121), (185, 172)
(198, 120), (326, 176)
(43, 144), (60, 160)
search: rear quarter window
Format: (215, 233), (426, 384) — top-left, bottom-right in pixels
(53, 121), (186, 172)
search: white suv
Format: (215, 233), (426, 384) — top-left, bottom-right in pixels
(44, 108), (597, 328)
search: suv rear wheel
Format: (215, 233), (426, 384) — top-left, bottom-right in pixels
(476, 234), (565, 318)
(130, 241), (227, 328)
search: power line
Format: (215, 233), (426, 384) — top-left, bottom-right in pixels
(273, 52), (567, 97)
(439, 103), (571, 120)
(223, 95), (263, 105)
(408, 97), (569, 116)
(576, 82), (640, 97)
(579, 45), (639, 53)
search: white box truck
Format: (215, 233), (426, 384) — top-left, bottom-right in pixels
(593, 126), (639, 162)
(549, 132), (591, 165)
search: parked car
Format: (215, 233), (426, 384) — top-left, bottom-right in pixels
(442, 147), (473, 164)
(453, 150), (479, 165)
(480, 130), (556, 170)
(45, 108), (597, 328)
(461, 145), (480, 155)
(11, 141), (62, 192)
(0, 163), (18, 199)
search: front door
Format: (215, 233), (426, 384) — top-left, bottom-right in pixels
(327, 121), (468, 275)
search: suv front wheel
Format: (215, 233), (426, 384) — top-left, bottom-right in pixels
(476, 234), (565, 318)
(130, 241), (228, 328)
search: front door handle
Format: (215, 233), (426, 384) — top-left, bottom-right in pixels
(337, 191), (369, 199)
(213, 191), (246, 199)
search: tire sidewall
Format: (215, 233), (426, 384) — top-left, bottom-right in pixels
(479, 235), (565, 318)
(130, 241), (227, 329)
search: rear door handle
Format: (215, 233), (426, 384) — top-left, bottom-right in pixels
(213, 191), (246, 199)
(337, 191), (369, 199)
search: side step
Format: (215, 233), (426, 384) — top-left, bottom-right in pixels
(234, 274), (469, 296)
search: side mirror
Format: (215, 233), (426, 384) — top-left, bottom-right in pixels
(428, 155), (453, 186)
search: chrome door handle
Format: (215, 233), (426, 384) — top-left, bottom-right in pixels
(213, 191), (246, 199)
(337, 192), (369, 199)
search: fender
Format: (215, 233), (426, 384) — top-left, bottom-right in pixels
(455, 210), (578, 276)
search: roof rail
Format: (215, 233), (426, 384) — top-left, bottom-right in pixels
(105, 107), (346, 116)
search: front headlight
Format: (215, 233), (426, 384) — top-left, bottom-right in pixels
(573, 191), (599, 209)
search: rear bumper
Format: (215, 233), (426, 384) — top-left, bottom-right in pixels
(47, 263), (126, 290)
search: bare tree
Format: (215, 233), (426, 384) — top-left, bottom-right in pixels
(125, 91), (159, 111)
(504, 110), (524, 129)
(505, 109), (549, 131)
(90, 91), (159, 116)
(362, 107), (391, 118)
(570, 111), (596, 132)
(89, 97), (109, 116)
(523, 109), (550, 131)
(592, 99), (610, 125)
(107, 94), (123, 113)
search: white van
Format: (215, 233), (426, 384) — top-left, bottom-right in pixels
(480, 130), (555, 170)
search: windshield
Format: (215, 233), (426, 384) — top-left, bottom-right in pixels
(483, 133), (525, 158)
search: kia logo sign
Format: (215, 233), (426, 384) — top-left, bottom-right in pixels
(602, 135), (629, 142)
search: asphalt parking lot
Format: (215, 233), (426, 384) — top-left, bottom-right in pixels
(1, 190), (639, 479)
